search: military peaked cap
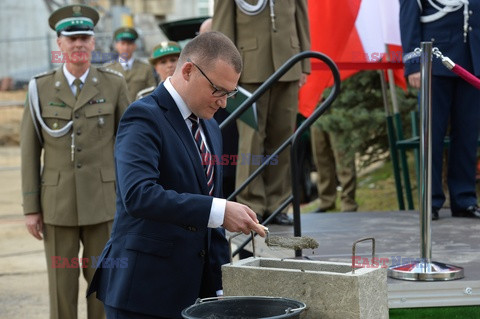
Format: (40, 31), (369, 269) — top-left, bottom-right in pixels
(49, 4), (99, 37)
(149, 41), (181, 65)
(114, 27), (138, 42)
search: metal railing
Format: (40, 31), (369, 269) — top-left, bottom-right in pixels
(222, 51), (341, 258)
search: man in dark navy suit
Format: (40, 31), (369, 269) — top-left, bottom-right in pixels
(400, 0), (480, 220)
(88, 31), (266, 319)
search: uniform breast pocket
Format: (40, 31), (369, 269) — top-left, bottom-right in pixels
(131, 76), (148, 86)
(85, 103), (114, 136)
(238, 37), (257, 53)
(238, 37), (258, 69)
(41, 106), (72, 130)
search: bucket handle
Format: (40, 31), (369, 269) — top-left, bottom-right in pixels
(228, 231), (256, 264)
(194, 296), (306, 313)
(351, 237), (375, 274)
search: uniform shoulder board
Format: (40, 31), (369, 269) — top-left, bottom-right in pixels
(137, 59), (150, 66)
(33, 69), (56, 79)
(98, 67), (124, 78)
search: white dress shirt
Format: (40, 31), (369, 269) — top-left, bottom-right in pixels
(63, 64), (89, 96)
(163, 77), (226, 228)
(120, 56), (134, 71)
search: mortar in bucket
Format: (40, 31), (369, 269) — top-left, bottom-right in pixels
(181, 296), (306, 319)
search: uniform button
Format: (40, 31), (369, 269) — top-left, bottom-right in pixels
(469, 26), (473, 31)
(76, 163), (82, 168)
(469, 10), (473, 15)
(187, 226), (197, 231)
(98, 109), (102, 114)
(76, 147), (82, 152)
(199, 250), (206, 257)
(75, 113), (79, 119)
(431, 38), (435, 42)
(54, 112), (58, 116)
(76, 130), (81, 136)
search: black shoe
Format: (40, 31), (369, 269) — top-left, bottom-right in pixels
(315, 205), (335, 213)
(432, 207), (439, 221)
(271, 212), (294, 225)
(452, 205), (480, 218)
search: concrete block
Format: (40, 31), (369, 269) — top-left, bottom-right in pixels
(222, 257), (388, 319)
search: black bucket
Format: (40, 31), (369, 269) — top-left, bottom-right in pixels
(182, 296), (306, 319)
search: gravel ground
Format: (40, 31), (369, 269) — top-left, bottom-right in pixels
(0, 148), (88, 318)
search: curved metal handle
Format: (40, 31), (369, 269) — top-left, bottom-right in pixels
(194, 296), (222, 304)
(351, 237), (375, 274)
(228, 231), (256, 264)
(195, 296), (306, 313)
(284, 304), (306, 314)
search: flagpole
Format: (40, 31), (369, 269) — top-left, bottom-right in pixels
(385, 44), (414, 209)
(388, 42), (463, 281)
(379, 70), (405, 210)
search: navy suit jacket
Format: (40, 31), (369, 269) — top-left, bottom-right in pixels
(87, 83), (229, 318)
(400, 0), (480, 77)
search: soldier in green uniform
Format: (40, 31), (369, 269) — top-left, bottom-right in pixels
(213, 0), (311, 225)
(104, 26), (156, 102)
(21, 4), (130, 319)
(135, 41), (181, 100)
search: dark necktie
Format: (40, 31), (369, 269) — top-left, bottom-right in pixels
(188, 114), (214, 196)
(73, 78), (82, 99)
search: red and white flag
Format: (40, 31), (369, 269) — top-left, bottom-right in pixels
(299, 0), (405, 117)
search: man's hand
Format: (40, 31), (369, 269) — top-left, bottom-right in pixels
(25, 213), (43, 240)
(408, 72), (421, 89)
(299, 73), (308, 87)
(223, 201), (266, 237)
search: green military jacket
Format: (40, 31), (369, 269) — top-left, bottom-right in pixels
(213, 0), (311, 83)
(21, 66), (130, 226)
(104, 59), (156, 102)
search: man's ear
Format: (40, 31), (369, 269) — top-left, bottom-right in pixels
(181, 62), (193, 81)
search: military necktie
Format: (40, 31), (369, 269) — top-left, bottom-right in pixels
(73, 78), (82, 99)
(188, 114), (214, 196)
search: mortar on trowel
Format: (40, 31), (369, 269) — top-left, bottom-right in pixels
(228, 226), (319, 264)
(264, 226), (319, 250)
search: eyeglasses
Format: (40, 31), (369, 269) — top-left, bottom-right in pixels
(187, 58), (238, 98)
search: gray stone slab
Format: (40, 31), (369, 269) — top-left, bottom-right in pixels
(228, 210), (480, 308)
(223, 258), (388, 319)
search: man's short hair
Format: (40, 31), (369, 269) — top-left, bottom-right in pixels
(179, 31), (242, 74)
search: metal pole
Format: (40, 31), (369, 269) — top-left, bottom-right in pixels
(379, 71), (405, 210)
(385, 44), (414, 209)
(388, 42), (463, 281)
(419, 41), (433, 261)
